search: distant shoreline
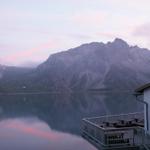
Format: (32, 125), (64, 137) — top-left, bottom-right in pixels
(0, 89), (134, 96)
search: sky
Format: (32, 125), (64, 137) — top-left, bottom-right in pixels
(1, 0), (150, 67)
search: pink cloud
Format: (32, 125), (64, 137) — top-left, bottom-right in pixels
(2, 41), (58, 64)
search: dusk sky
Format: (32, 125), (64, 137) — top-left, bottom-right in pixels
(1, 0), (150, 66)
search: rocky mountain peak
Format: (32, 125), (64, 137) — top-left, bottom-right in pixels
(112, 38), (129, 48)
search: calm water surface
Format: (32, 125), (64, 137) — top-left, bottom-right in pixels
(0, 92), (142, 150)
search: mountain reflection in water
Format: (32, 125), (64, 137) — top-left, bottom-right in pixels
(0, 92), (142, 150)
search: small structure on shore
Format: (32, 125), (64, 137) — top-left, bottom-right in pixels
(81, 84), (150, 150)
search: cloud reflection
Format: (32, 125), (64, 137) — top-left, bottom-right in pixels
(0, 118), (96, 150)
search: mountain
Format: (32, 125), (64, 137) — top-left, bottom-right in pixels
(0, 38), (150, 92)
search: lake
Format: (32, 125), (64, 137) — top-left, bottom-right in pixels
(0, 92), (142, 150)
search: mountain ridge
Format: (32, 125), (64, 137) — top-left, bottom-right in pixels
(0, 38), (150, 92)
